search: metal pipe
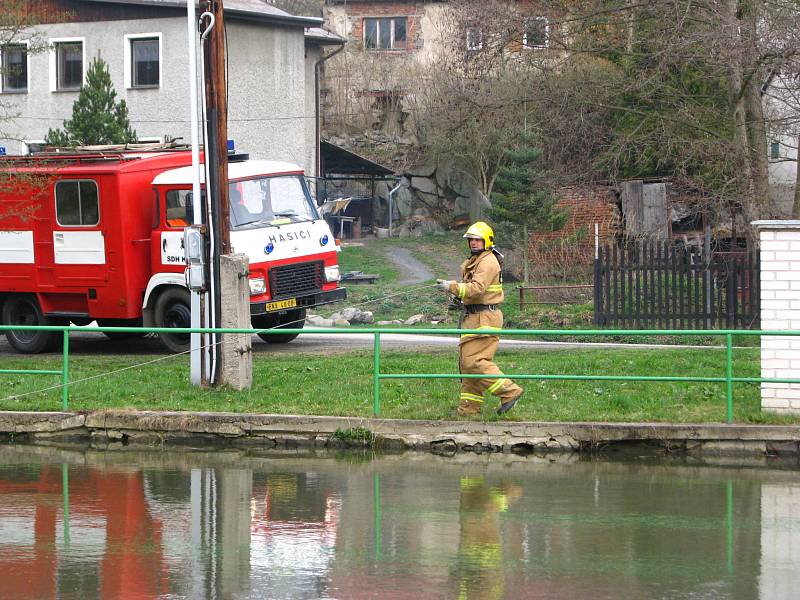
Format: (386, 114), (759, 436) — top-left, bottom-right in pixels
(188, 3), (208, 385)
(314, 44), (344, 179)
(387, 180), (403, 236)
(61, 329), (69, 410)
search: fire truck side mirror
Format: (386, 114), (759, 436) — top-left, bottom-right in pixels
(184, 226), (206, 292)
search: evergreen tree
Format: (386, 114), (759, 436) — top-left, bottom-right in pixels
(45, 57), (136, 146)
(489, 133), (565, 284)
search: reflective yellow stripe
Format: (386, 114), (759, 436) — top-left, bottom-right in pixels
(490, 489), (509, 512)
(460, 393), (484, 402)
(457, 283), (467, 299)
(461, 325), (503, 339)
(487, 284), (503, 292)
(460, 476), (485, 490)
(487, 378), (510, 394)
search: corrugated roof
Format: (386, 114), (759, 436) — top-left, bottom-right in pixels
(78, 0), (323, 26)
(305, 27), (345, 45)
(321, 141), (394, 177)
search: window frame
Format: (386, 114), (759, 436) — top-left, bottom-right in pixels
(363, 17), (408, 51)
(466, 27), (484, 52)
(49, 37), (85, 92)
(770, 141), (781, 160)
(1, 41), (30, 94)
(124, 32), (162, 89)
(523, 16), (550, 49)
(164, 188), (195, 228)
(54, 179), (100, 227)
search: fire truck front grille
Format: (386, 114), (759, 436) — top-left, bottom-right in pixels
(269, 261), (324, 299)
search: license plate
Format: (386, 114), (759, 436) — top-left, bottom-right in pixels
(264, 298), (297, 312)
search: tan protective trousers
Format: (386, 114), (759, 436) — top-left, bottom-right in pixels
(458, 309), (523, 412)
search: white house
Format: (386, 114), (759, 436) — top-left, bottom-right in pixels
(0, 0), (343, 177)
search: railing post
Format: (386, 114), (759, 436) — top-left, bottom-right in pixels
(726, 480), (733, 575)
(61, 329), (70, 411)
(373, 332), (381, 417)
(374, 473), (382, 562)
(726, 333), (733, 424)
(62, 463), (70, 547)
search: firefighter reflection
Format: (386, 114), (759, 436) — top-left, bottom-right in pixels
(454, 475), (521, 600)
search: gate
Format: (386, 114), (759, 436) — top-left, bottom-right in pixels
(594, 241), (760, 329)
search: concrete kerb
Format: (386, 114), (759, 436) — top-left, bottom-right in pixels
(1, 410), (800, 458)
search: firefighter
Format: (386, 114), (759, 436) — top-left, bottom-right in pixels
(437, 222), (524, 416)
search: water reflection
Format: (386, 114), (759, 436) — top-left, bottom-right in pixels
(455, 476), (521, 600)
(0, 445), (798, 599)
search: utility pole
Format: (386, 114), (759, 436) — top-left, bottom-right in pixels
(201, 0), (252, 389)
(202, 0), (231, 255)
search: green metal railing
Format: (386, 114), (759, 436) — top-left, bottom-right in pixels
(2, 325), (799, 423)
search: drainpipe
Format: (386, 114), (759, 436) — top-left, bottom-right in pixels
(388, 179), (404, 237)
(314, 43), (344, 183)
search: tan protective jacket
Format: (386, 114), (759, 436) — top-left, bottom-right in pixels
(447, 250), (504, 305)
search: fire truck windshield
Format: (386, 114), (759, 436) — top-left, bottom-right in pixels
(230, 175), (318, 229)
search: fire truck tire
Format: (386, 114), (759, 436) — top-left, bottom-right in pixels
(2, 295), (60, 354)
(154, 288), (191, 353)
(254, 308), (306, 344)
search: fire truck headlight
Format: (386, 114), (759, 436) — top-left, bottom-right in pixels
(324, 265), (340, 283)
(249, 277), (267, 296)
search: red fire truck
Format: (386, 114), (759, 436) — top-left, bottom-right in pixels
(0, 150), (345, 353)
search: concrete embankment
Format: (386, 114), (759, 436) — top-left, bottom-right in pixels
(1, 410), (800, 459)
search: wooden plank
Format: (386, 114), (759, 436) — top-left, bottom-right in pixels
(605, 245), (612, 326)
(613, 243), (619, 327)
(636, 241), (643, 327)
(657, 241), (664, 329)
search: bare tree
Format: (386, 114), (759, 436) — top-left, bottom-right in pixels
(0, 1), (52, 220)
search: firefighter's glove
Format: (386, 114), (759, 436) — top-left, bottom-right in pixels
(436, 279), (453, 292)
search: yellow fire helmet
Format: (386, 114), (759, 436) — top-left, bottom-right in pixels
(463, 221), (495, 249)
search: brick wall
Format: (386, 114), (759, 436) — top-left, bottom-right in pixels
(757, 222), (800, 414)
(529, 186), (619, 273)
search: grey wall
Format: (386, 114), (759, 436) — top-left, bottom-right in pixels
(0, 17), (311, 170)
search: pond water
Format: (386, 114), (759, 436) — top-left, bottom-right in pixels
(0, 444), (798, 600)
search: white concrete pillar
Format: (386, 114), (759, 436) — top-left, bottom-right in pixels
(754, 220), (800, 414)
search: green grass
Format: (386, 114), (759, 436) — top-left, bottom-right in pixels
(320, 233), (460, 322)
(0, 346), (794, 425)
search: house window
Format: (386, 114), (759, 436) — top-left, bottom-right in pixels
(364, 17), (407, 50)
(770, 141), (781, 160)
(1, 44), (28, 93)
(466, 28), (484, 51)
(127, 35), (160, 88)
(523, 17), (549, 49)
(54, 41), (83, 90)
(55, 180), (99, 226)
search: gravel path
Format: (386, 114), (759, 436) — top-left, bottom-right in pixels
(381, 245), (437, 284)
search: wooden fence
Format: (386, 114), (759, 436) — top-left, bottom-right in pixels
(594, 241), (760, 329)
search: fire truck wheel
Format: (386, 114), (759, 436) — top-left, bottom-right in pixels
(2, 295), (60, 354)
(254, 308), (306, 344)
(154, 288), (191, 353)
